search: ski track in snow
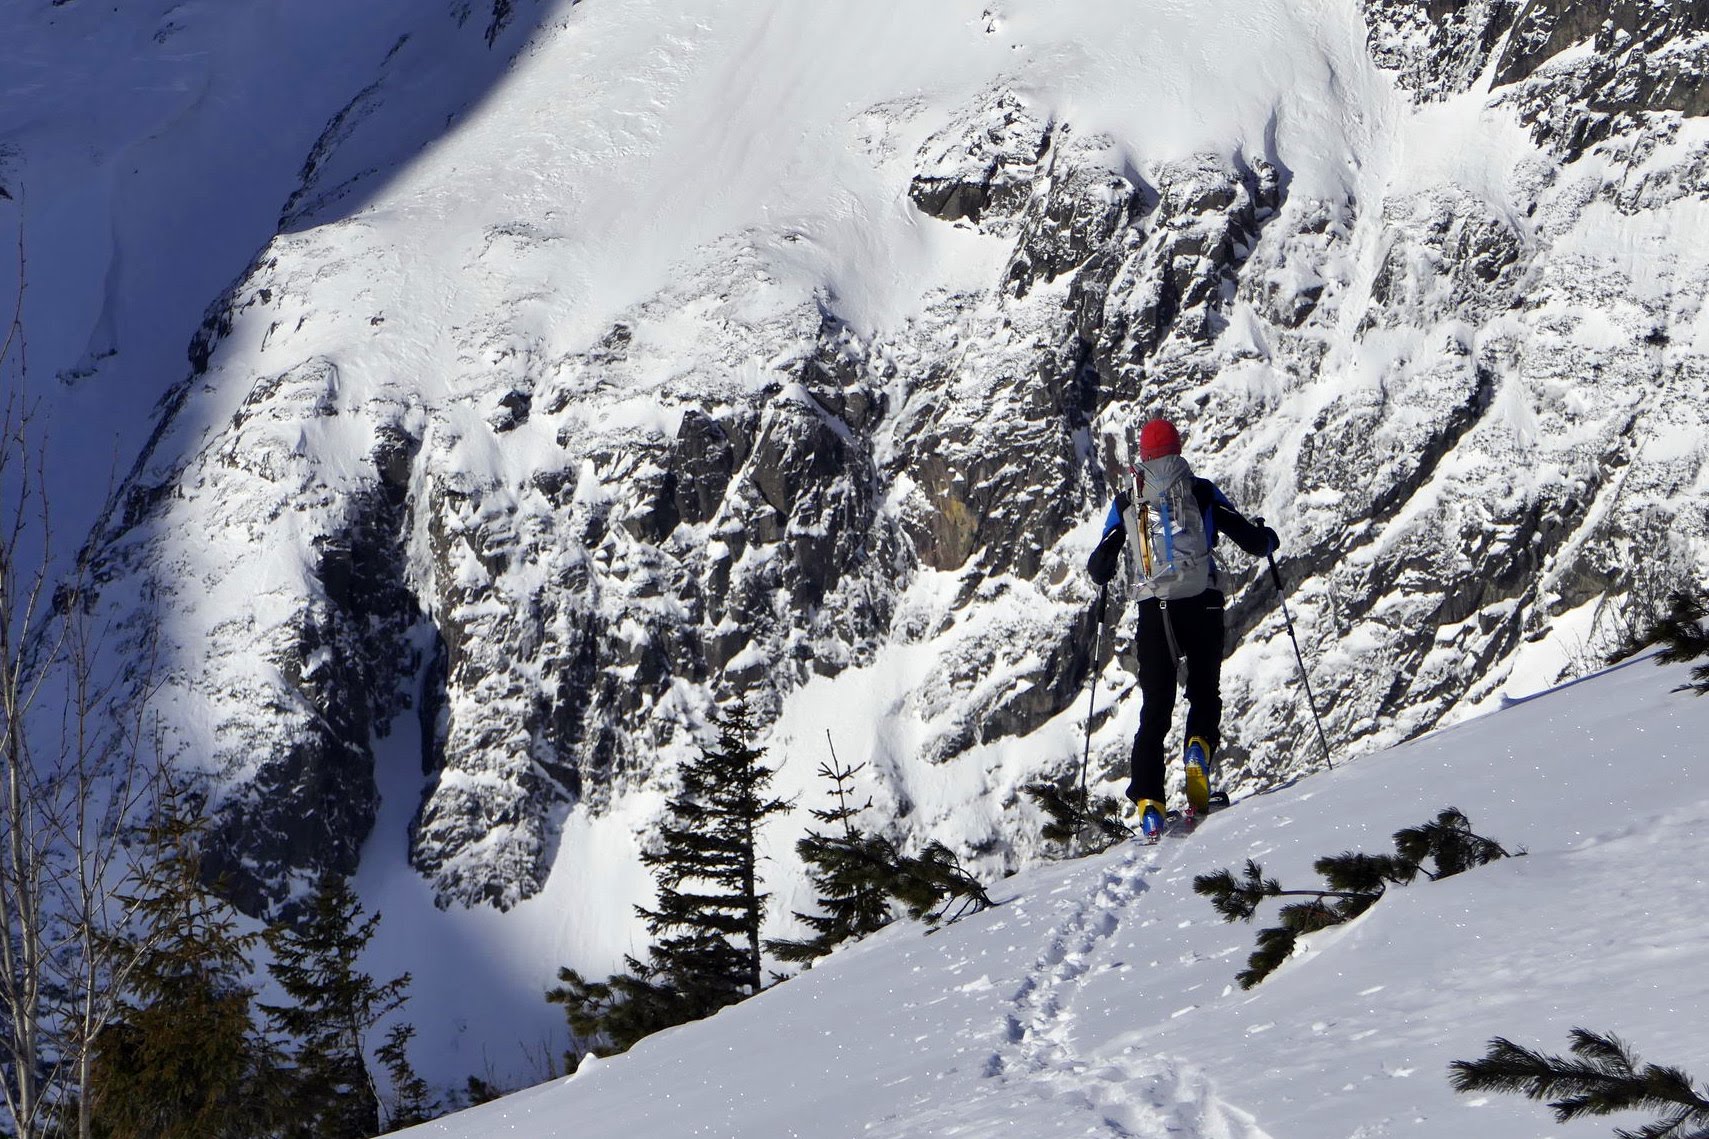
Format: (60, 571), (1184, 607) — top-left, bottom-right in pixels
(385, 656), (1709, 1139)
(923, 843), (1271, 1139)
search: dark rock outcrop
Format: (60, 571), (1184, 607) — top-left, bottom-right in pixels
(1364, 0), (1709, 155)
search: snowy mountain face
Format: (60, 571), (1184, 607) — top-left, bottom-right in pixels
(10, 0), (1709, 942)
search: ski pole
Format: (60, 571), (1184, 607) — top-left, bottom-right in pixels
(1267, 550), (1334, 771)
(1076, 583), (1109, 853)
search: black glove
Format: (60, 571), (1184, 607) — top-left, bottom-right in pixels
(1253, 516), (1280, 556)
(1087, 526), (1123, 586)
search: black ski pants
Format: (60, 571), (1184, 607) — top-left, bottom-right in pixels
(1127, 591), (1224, 805)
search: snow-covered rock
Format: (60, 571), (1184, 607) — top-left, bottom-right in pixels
(9, 0), (1709, 954)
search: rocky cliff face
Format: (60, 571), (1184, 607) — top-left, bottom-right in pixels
(1366, 0), (1709, 151)
(84, 0), (1709, 918)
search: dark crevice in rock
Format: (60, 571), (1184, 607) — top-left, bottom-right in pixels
(1368, 364), (1498, 523)
(419, 627), (448, 776)
(204, 425), (424, 918)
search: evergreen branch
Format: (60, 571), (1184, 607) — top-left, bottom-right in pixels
(1194, 859), (1374, 925)
(1204, 808), (1514, 989)
(1450, 1030), (1709, 1134)
(1313, 850), (1409, 894)
(1392, 807), (1513, 881)
(1193, 859), (1279, 923)
(894, 841), (992, 926)
(1650, 592), (1708, 665)
(1023, 782), (1127, 852)
(1638, 590), (1709, 695)
(1237, 925), (1299, 989)
(1274, 898), (1348, 934)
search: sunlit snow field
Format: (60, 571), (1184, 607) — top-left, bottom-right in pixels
(397, 653), (1709, 1138)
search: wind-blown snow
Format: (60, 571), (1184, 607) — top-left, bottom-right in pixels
(395, 654), (1709, 1138)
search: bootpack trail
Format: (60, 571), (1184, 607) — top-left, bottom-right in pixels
(404, 652), (1709, 1139)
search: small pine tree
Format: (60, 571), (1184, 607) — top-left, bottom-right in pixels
(1450, 1029), (1709, 1138)
(374, 1023), (438, 1131)
(1195, 807), (1513, 988)
(89, 784), (284, 1139)
(259, 869), (412, 1139)
(1022, 781), (1129, 855)
(462, 1075), (506, 1107)
(549, 957), (713, 1065)
(1645, 589), (1709, 696)
(637, 703), (791, 1000)
(549, 705), (789, 1058)
(766, 740), (893, 965)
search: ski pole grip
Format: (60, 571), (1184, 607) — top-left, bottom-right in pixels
(1266, 550), (1285, 593)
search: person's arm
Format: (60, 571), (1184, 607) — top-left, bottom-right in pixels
(1206, 484), (1279, 557)
(1086, 493), (1129, 585)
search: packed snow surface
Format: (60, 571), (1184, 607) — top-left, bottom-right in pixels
(397, 654), (1709, 1138)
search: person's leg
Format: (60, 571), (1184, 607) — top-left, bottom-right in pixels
(1128, 599), (1176, 805)
(1180, 592), (1226, 764)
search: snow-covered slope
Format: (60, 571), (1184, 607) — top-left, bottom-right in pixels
(6, 0), (1709, 1088)
(0, 0), (531, 532)
(397, 655), (1709, 1139)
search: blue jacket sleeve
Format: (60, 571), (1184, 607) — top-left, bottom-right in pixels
(1086, 494), (1130, 585)
(1103, 497), (1123, 537)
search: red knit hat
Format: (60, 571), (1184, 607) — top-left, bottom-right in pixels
(1138, 418), (1182, 461)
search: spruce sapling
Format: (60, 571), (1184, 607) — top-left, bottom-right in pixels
(635, 704), (790, 1000)
(1646, 590), (1709, 696)
(549, 706), (788, 1060)
(1022, 781), (1129, 853)
(766, 737), (892, 965)
(260, 871), (411, 1139)
(374, 1024), (438, 1131)
(90, 783), (285, 1138)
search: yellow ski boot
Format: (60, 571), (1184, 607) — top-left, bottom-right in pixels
(1183, 736), (1212, 822)
(1131, 798), (1168, 844)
